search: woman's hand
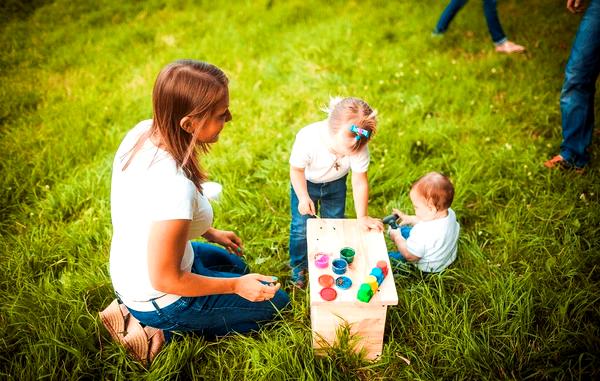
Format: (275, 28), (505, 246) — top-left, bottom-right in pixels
(203, 228), (244, 255)
(234, 274), (281, 302)
(358, 215), (384, 232)
(298, 196), (316, 216)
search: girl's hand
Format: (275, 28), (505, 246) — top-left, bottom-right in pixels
(204, 228), (244, 255)
(234, 274), (280, 302)
(358, 216), (384, 232)
(393, 208), (415, 226)
(298, 196), (316, 216)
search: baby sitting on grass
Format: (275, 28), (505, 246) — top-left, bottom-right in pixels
(387, 172), (460, 273)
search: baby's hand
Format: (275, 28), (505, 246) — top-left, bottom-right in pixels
(358, 216), (384, 232)
(392, 208), (414, 226)
(388, 226), (402, 241)
(298, 197), (316, 216)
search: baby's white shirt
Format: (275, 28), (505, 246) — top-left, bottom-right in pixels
(406, 208), (460, 273)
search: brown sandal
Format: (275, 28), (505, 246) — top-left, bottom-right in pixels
(99, 299), (165, 365)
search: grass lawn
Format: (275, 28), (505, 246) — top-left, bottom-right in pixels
(1, 0), (599, 379)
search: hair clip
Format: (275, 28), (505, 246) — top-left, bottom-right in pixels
(350, 124), (370, 141)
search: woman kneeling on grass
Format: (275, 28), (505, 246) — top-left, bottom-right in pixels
(104, 60), (289, 355)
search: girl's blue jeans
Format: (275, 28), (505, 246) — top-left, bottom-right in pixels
(289, 175), (347, 275)
(559, 0), (600, 168)
(127, 242), (290, 342)
(434, 0), (507, 45)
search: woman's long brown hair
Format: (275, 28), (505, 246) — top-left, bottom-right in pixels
(122, 60), (228, 192)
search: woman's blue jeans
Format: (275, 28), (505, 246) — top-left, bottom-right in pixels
(289, 175), (347, 273)
(434, 0), (507, 44)
(559, 0), (600, 168)
(127, 242), (290, 342)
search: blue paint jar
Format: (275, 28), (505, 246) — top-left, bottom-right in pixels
(332, 258), (348, 275)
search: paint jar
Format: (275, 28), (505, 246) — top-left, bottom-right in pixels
(335, 276), (352, 290)
(376, 260), (389, 277)
(370, 267), (385, 285)
(314, 253), (330, 269)
(357, 283), (373, 303)
(332, 258), (348, 275)
(365, 275), (379, 293)
(320, 287), (337, 301)
(318, 274), (334, 288)
(340, 247), (355, 264)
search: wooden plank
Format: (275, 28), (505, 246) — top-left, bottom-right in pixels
(311, 304), (388, 360)
(307, 218), (398, 306)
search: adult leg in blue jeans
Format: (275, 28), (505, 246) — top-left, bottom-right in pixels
(191, 241), (249, 274)
(557, 0), (600, 169)
(129, 243), (290, 341)
(434, 0), (524, 52)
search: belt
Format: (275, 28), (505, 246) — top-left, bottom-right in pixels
(117, 292), (182, 312)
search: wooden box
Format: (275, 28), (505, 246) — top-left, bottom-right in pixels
(307, 218), (398, 360)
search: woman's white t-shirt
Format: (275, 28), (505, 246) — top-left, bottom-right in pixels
(109, 120), (213, 302)
(289, 120), (370, 183)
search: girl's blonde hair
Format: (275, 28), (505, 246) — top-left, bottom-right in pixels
(323, 96), (377, 150)
(122, 60), (228, 192)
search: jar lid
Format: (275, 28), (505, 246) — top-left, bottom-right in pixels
(318, 274), (334, 288)
(335, 276), (352, 289)
(320, 287), (337, 301)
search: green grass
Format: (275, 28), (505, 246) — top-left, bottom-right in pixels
(1, 0), (599, 379)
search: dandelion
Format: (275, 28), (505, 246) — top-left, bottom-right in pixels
(491, 68), (497, 74)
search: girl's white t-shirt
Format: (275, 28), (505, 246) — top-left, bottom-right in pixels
(406, 208), (460, 273)
(109, 120), (213, 302)
(289, 120), (370, 184)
